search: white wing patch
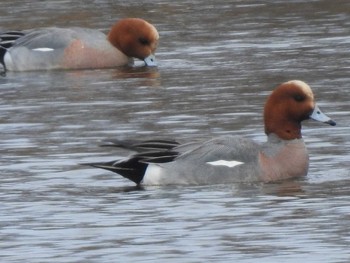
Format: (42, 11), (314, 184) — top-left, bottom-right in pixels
(206, 160), (244, 168)
(32, 48), (54, 52)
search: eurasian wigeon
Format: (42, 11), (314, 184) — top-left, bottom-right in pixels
(84, 80), (336, 185)
(0, 18), (158, 72)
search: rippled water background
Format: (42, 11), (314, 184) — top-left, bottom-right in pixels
(1, 0), (350, 262)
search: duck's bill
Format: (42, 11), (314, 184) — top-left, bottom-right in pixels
(310, 104), (336, 126)
(144, 54), (157, 66)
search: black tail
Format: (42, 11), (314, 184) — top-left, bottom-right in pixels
(83, 139), (180, 185)
(84, 157), (148, 185)
(0, 31), (25, 74)
(0, 46), (6, 75)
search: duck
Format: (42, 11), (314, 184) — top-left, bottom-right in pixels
(0, 18), (158, 72)
(84, 80), (336, 186)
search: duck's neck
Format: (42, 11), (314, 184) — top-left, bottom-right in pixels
(265, 119), (302, 140)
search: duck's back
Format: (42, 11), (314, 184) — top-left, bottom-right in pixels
(3, 27), (129, 71)
(143, 135), (262, 185)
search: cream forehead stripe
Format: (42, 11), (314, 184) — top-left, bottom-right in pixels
(287, 80), (314, 98)
(152, 27), (159, 39)
(206, 160), (244, 168)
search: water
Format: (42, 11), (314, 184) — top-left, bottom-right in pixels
(1, 0), (350, 262)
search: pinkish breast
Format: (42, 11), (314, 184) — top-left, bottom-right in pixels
(61, 39), (131, 69)
(258, 140), (309, 182)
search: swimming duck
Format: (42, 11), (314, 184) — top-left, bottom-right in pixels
(84, 80), (336, 185)
(0, 18), (158, 72)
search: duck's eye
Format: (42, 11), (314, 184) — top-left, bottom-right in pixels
(139, 38), (149, 45)
(293, 94), (305, 102)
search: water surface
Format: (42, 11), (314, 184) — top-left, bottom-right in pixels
(1, 0), (350, 262)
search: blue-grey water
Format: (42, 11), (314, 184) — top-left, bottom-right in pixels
(1, 0), (350, 262)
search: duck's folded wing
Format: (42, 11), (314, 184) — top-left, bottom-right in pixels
(174, 135), (260, 164)
(107, 135), (260, 165)
(10, 28), (78, 50)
